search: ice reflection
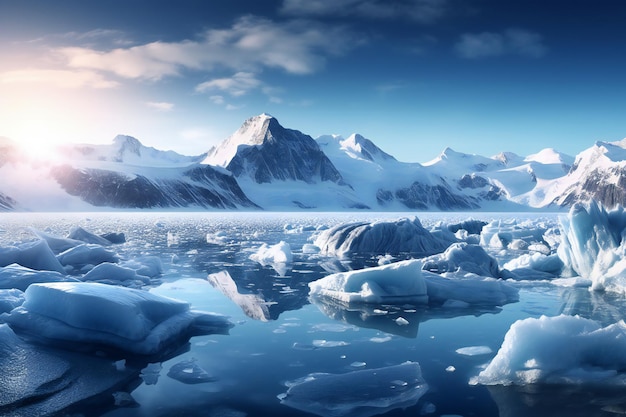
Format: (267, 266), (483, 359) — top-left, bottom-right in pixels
(559, 287), (626, 326)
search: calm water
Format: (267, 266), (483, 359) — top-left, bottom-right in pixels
(2, 212), (626, 417)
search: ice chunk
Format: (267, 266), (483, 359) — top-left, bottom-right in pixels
(309, 259), (518, 307)
(67, 226), (113, 246)
(502, 252), (564, 280)
(423, 271), (519, 306)
(302, 243), (321, 254)
(140, 362), (162, 385)
(3, 282), (233, 355)
(471, 315), (626, 386)
(421, 243), (501, 278)
(167, 358), (214, 384)
(250, 241), (293, 264)
(0, 264), (79, 291)
(250, 241), (292, 276)
(279, 362), (428, 417)
(0, 239), (66, 274)
(455, 346), (493, 356)
(82, 262), (150, 286)
(28, 227), (83, 253)
(0, 288), (24, 313)
(308, 260), (428, 304)
(558, 200), (626, 293)
(56, 244), (119, 268)
(101, 232), (126, 244)
(480, 219), (547, 250)
(314, 217), (454, 258)
(122, 256), (164, 278)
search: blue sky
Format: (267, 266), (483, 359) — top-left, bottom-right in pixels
(1, 0), (625, 162)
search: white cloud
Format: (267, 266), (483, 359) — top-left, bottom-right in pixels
(455, 29), (547, 59)
(57, 16), (359, 81)
(196, 72), (262, 96)
(209, 95), (225, 105)
(146, 101), (174, 111)
(280, 0), (447, 23)
(0, 68), (118, 89)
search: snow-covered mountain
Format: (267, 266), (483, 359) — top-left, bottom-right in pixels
(2, 113), (626, 211)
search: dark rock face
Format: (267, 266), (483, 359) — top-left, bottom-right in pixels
(0, 192), (16, 211)
(51, 164), (259, 209)
(226, 118), (344, 185)
(558, 167), (626, 209)
(458, 174), (489, 189)
(392, 181), (479, 210)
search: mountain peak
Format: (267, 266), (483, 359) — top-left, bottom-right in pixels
(340, 133), (396, 162)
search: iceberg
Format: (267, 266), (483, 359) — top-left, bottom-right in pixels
(313, 217), (454, 258)
(67, 226), (114, 246)
(3, 282), (233, 355)
(250, 241), (292, 276)
(558, 200), (626, 293)
(502, 252), (564, 280)
(480, 219), (548, 250)
(309, 260), (428, 304)
(279, 361), (428, 417)
(309, 259), (518, 307)
(0, 288), (24, 313)
(82, 262), (151, 286)
(56, 243), (119, 268)
(471, 315), (626, 386)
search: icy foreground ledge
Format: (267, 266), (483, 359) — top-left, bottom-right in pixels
(2, 282), (233, 355)
(558, 199), (626, 294)
(309, 259), (518, 307)
(279, 361), (428, 417)
(471, 315), (626, 386)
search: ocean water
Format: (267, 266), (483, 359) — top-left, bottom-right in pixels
(2, 212), (626, 417)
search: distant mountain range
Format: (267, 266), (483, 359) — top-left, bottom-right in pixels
(0, 113), (623, 211)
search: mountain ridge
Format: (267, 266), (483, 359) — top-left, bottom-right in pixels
(1, 113), (624, 211)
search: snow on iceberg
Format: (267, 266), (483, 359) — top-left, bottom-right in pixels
(471, 315), (626, 386)
(279, 361), (428, 417)
(309, 259), (518, 307)
(3, 282), (233, 355)
(558, 200), (626, 293)
(502, 252), (564, 280)
(480, 219), (549, 250)
(313, 217), (454, 258)
(309, 260), (428, 304)
(250, 241), (292, 276)
(421, 242), (501, 278)
(0, 239), (66, 274)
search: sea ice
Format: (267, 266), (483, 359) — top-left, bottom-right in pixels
(67, 226), (113, 246)
(558, 200), (626, 293)
(56, 244), (119, 269)
(309, 259), (518, 307)
(167, 358), (214, 384)
(471, 314), (626, 386)
(421, 242), (501, 278)
(82, 262), (151, 286)
(0, 264), (79, 291)
(313, 217), (454, 258)
(3, 282), (233, 355)
(455, 346), (493, 356)
(279, 361), (428, 417)
(0, 288), (24, 313)
(480, 219), (548, 250)
(0, 239), (66, 274)
(309, 260), (428, 304)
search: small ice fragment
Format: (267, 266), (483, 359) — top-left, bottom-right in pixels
(113, 359), (126, 371)
(167, 358), (214, 384)
(370, 336), (392, 343)
(112, 391), (138, 407)
(446, 366), (456, 372)
(395, 317), (409, 326)
(140, 363), (162, 385)
(421, 402), (436, 414)
(273, 328), (287, 334)
(350, 361), (367, 368)
(312, 339), (349, 348)
(373, 309), (389, 315)
(455, 346), (493, 356)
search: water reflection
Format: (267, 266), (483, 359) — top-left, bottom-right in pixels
(559, 287), (626, 326)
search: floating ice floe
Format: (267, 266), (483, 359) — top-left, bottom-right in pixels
(0, 264), (79, 291)
(480, 219), (549, 250)
(167, 358), (214, 384)
(421, 243), (501, 278)
(0, 239), (66, 274)
(314, 217), (454, 258)
(82, 262), (151, 286)
(57, 244), (119, 269)
(67, 226), (114, 246)
(250, 241), (293, 276)
(309, 259), (518, 307)
(471, 314), (626, 386)
(558, 200), (626, 294)
(502, 252), (564, 280)
(2, 282), (233, 355)
(279, 361), (428, 417)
